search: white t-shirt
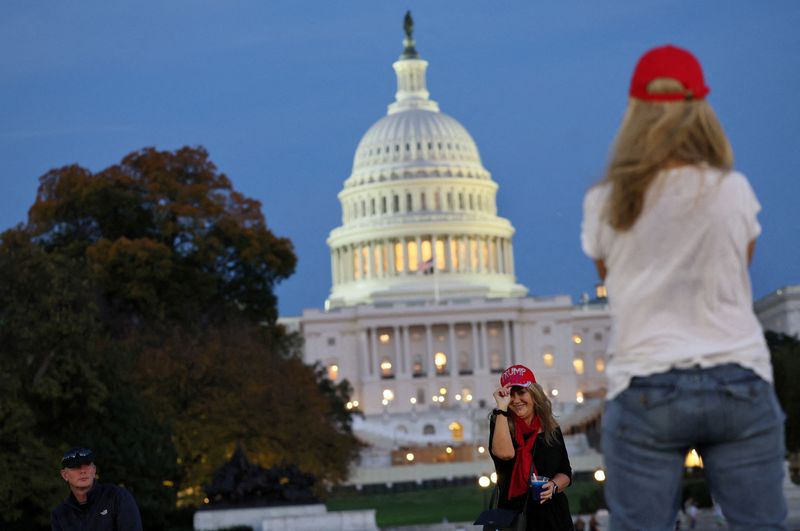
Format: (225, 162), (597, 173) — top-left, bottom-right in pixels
(581, 166), (771, 398)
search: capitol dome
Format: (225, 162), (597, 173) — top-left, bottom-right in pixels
(326, 16), (527, 308)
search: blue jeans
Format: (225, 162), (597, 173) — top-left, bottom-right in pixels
(602, 363), (787, 531)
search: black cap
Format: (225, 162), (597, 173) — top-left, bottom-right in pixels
(61, 447), (94, 468)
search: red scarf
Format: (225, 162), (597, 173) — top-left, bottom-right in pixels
(508, 414), (541, 499)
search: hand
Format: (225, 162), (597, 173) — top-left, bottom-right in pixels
(492, 385), (511, 411)
(539, 481), (557, 504)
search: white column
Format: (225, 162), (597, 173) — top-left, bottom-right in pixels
(368, 241), (376, 280)
(403, 325), (411, 375)
(330, 249), (337, 286)
(512, 321), (523, 366)
(471, 321), (481, 371)
(445, 235), (452, 272)
(503, 320), (511, 367)
(426, 324), (435, 377)
(480, 321), (490, 370)
(360, 329), (372, 378)
(388, 238), (396, 277)
(403, 238), (410, 276)
(448, 323), (458, 389)
(394, 326), (404, 374)
(370, 327), (379, 378)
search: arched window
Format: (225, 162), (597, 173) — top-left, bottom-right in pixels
(423, 424), (436, 435)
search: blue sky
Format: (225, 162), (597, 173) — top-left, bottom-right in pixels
(2, 1), (798, 316)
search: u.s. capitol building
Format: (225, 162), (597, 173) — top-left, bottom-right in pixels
(279, 17), (611, 485)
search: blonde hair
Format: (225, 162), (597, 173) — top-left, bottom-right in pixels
(505, 383), (560, 446)
(603, 78), (733, 230)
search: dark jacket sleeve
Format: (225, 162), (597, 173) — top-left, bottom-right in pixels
(115, 487), (143, 531)
(555, 427), (573, 484)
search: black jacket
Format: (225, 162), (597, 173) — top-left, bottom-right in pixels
(51, 481), (142, 531)
(489, 418), (575, 531)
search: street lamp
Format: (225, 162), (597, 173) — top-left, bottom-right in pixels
(594, 469), (606, 482)
(478, 475), (491, 506)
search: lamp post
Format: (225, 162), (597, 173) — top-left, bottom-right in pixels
(478, 475), (491, 507)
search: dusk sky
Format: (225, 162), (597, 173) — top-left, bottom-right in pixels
(2, 1), (798, 317)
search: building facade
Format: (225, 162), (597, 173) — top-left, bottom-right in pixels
(755, 285), (800, 338)
(284, 18), (611, 481)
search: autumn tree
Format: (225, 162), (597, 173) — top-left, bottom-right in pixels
(0, 146), (359, 529)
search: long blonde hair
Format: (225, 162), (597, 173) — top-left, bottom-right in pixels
(603, 78), (733, 230)
(504, 383), (560, 446)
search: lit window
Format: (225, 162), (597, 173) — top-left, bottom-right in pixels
(394, 241), (404, 273)
(596, 284), (607, 298)
(543, 352), (554, 368)
(572, 334), (583, 345)
(595, 358), (606, 373)
(380, 359), (393, 377)
(327, 364), (339, 380)
(434, 352), (447, 373)
(379, 333), (391, 343)
(573, 357), (585, 375)
(448, 422), (463, 441)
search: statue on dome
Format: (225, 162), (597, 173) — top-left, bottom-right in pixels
(401, 11), (419, 59)
(403, 11), (414, 39)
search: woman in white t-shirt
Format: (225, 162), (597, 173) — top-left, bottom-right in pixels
(581, 45), (786, 531)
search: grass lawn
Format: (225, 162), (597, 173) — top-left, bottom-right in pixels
(325, 481), (603, 527)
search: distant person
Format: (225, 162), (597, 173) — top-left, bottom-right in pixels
(588, 514), (600, 531)
(685, 497), (698, 529)
(489, 364), (575, 530)
(581, 44), (787, 530)
(574, 516), (586, 530)
(51, 447), (143, 531)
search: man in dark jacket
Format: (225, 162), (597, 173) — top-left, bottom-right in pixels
(51, 447), (142, 531)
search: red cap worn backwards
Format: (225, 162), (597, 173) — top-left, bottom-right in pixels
(629, 45), (710, 101)
(500, 365), (536, 388)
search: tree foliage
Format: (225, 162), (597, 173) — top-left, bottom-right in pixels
(0, 147), (359, 529)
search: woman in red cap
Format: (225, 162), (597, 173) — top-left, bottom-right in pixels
(581, 45), (786, 530)
(488, 364), (575, 530)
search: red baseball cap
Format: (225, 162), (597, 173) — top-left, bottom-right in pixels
(500, 365), (536, 388)
(629, 45), (710, 101)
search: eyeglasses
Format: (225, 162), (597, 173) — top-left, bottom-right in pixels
(62, 448), (92, 461)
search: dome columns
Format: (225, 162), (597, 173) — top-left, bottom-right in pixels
(329, 233), (516, 286)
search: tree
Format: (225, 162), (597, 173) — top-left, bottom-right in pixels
(27, 147), (296, 329)
(0, 146), (359, 528)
